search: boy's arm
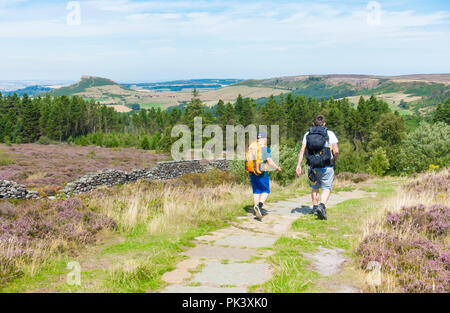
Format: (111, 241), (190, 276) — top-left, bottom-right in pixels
(296, 144), (306, 176)
(267, 157), (282, 173)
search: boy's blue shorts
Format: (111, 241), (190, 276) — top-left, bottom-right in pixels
(250, 174), (270, 194)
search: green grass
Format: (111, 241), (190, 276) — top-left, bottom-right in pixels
(2, 223), (218, 293)
(3, 176), (399, 293)
(250, 237), (321, 293)
(2, 183), (281, 293)
(0, 150), (15, 166)
(388, 103), (412, 116)
(141, 103), (165, 109)
(333, 186), (356, 192)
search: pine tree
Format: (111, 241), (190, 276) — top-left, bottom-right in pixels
(184, 97), (205, 129)
(355, 96), (371, 144)
(239, 98), (254, 126)
(22, 97), (41, 143)
(192, 87), (199, 98)
(46, 101), (63, 141)
(223, 102), (235, 126)
(434, 98), (450, 124)
(215, 100), (225, 123)
(234, 94), (244, 118)
(150, 131), (162, 150)
(140, 136), (151, 150)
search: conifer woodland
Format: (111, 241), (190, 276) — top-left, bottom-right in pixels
(0, 91), (449, 177)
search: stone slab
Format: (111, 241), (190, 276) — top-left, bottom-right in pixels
(183, 245), (257, 261)
(161, 285), (247, 293)
(214, 235), (277, 248)
(192, 262), (272, 286)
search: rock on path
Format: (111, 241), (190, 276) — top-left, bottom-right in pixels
(160, 190), (376, 293)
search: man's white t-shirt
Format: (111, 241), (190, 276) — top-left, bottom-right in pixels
(302, 130), (339, 159)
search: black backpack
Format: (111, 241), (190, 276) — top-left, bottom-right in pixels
(305, 127), (332, 169)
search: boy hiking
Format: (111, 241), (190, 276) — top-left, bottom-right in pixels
(296, 115), (339, 220)
(246, 132), (282, 220)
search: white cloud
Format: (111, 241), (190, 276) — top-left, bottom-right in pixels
(0, 1), (449, 79)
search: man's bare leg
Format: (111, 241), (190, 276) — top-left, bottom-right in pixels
(321, 189), (331, 205)
(312, 189), (320, 206)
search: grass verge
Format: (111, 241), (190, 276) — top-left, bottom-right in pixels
(2, 171), (311, 292)
(253, 177), (404, 293)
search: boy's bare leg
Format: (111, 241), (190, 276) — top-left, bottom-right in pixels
(259, 193), (269, 205)
(253, 194), (261, 207)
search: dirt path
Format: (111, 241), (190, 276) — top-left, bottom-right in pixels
(160, 190), (377, 293)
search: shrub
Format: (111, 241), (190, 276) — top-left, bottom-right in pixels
(0, 199), (115, 286)
(74, 135), (89, 146)
(397, 122), (450, 174)
(368, 147), (390, 176)
(105, 135), (120, 148)
(356, 232), (449, 293)
(229, 159), (248, 184)
(180, 170), (234, 187)
(150, 132), (161, 150)
(336, 172), (372, 183)
(140, 136), (151, 150)
(38, 136), (51, 145)
(386, 204), (449, 239)
(335, 140), (367, 174)
(4, 136), (12, 147)
(404, 171), (450, 197)
(270, 145), (300, 186)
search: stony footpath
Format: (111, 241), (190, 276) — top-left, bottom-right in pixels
(0, 180), (39, 200)
(160, 191), (376, 293)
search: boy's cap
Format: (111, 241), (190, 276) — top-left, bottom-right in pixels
(257, 132), (267, 139)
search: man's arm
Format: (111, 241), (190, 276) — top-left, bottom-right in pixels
(332, 143), (339, 162)
(296, 144), (306, 176)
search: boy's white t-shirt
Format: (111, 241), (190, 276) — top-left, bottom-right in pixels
(302, 130), (339, 160)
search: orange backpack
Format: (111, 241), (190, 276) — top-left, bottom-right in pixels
(245, 141), (268, 175)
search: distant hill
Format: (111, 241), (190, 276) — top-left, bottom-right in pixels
(236, 74), (450, 116)
(46, 76), (271, 111)
(49, 76), (127, 97)
(43, 74), (450, 116)
(122, 79), (242, 92)
(3, 85), (52, 96)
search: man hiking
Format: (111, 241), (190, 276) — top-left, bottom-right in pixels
(296, 115), (339, 220)
(246, 132), (282, 220)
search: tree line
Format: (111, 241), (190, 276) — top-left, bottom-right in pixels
(0, 91), (448, 175)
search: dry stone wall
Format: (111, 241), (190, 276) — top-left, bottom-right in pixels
(0, 180), (39, 200)
(61, 160), (230, 196)
(0, 160), (230, 199)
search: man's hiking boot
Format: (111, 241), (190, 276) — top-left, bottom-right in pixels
(317, 203), (327, 220)
(254, 205), (263, 220)
(312, 205), (319, 215)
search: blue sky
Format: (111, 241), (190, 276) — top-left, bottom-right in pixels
(0, 0), (449, 82)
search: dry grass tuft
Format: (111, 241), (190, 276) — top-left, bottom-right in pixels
(86, 178), (252, 235)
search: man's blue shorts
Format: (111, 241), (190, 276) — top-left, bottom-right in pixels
(250, 174), (270, 194)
